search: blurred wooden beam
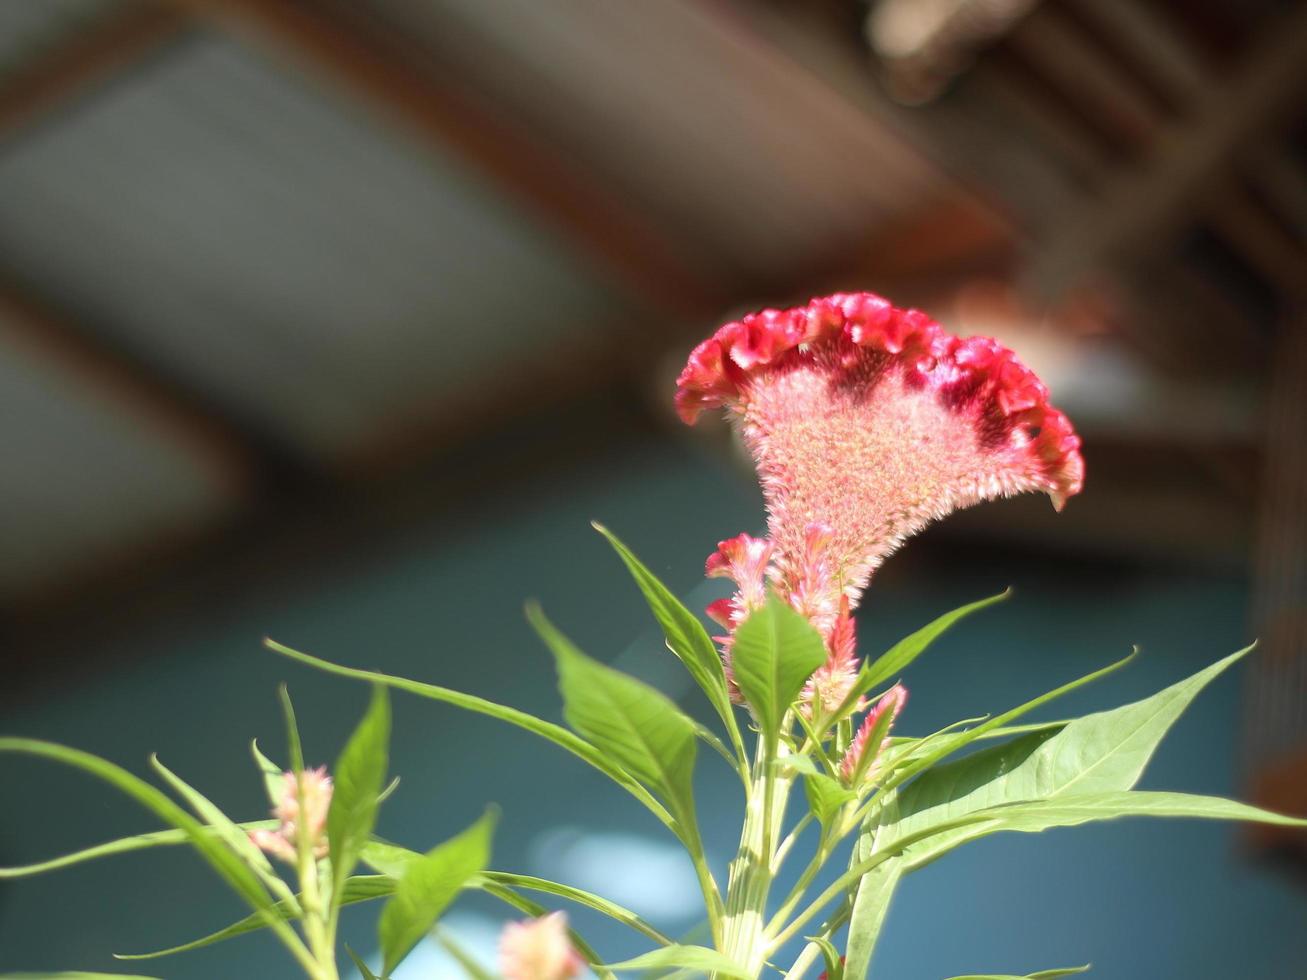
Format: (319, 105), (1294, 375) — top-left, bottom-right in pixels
(0, 275), (322, 493)
(0, 3), (186, 144)
(165, 0), (731, 320)
(1026, 1), (1307, 299)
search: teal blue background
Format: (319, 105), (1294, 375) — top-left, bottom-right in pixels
(2, 437), (1302, 978)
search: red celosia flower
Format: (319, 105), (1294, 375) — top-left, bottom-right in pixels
(682, 292), (1082, 712)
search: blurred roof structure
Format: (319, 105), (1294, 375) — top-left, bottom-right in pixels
(0, 0), (1304, 688)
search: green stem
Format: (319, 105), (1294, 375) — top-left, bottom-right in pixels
(782, 903), (852, 979)
(715, 737), (793, 978)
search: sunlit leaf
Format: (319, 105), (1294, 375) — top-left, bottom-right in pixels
(378, 809), (495, 976)
(730, 595), (826, 742)
(0, 739), (300, 959)
(604, 945), (750, 978)
(860, 591), (1009, 692)
(328, 685), (391, 896)
(945, 967), (1090, 979)
(529, 604), (698, 837)
(0, 821), (277, 880)
(804, 773), (855, 833)
(593, 523), (737, 738)
(115, 877), (394, 960)
(266, 638), (675, 833)
(345, 946), (381, 980)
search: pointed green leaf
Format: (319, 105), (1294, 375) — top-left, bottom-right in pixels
(530, 605), (698, 832)
(0, 820), (277, 880)
(435, 929), (497, 980)
(329, 686), (391, 893)
(879, 647), (1254, 862)
(805, 773), (856, 832)
(730, 594), (827, 739)
(379, 809), (496, 976)
(604, 945), (750, 978)
(345, 946), (381, 980)
(843, 855), (901, 980)
(945, 968), (1089, 980)
(116, 876), (394, 959)
(147, 756), (290, 901)
(0, 739), (299, 955)
(266, 638), (675, 833)
(483, 872), (674, 947)
(277, 685), (305, 773)
(978, 790), (1307, 835)
(361, 839), (673, 948)
(861, 591), (1010, 692)
(250, 740), (285, 806)
(810, 936), (845, 980)
(593, 523), (735, 731)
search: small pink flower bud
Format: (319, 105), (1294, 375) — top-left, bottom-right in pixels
(499, 911), (584, 980)
(841, 684), (908, 784)
(250, 766), (333, 864)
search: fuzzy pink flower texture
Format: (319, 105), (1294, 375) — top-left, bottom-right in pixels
(680, 292), (1084, 726)
(499, 911), (584, 980)
(250, 767), (333, 864)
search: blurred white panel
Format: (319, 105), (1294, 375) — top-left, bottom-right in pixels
(0, 320), (235, 598)
(361, 0), (943, 278)
(0, 0), (122, 80)
(0, 34), (625, 456)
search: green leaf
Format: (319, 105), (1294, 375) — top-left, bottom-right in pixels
(250, 740), (285, 806)
(529, 604), (699, 834)
(329, 685), (391, 894)
(0, 821), (278, 880)
(730, 594), (827, 740)
(861, 591), (1010, 692)
(811, 936), (845, 980)
(843, 652), (1135, 980)
(474, 882), (609, 973)
(0, 974), (165, 979)
(147, 755), (290, 900)
(878, 647), (1254, 864)
(115, 876), (394, 959)
(345, 946), (381, 980)
(484, 871), (675, 947)
(378, 809), (496, 976)
(0, 739), (299, 956)
(361, 839), (674, 949)
(593, 523), (736, 735)
(604, 945), (750, 978)
(843, 856), (900, 980)
(805, 773), (856, 832)
(266, 638), (675, 833)
(277, 685), (305, 773)
(945, 968), (1090, 979)
(978, 790), (1307, 834)
(435, 929), (497, 980)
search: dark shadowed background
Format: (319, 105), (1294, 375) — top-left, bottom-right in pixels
(0, 0), (1304, 977)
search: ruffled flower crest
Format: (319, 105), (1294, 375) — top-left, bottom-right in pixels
(679, 292), (1084, 622)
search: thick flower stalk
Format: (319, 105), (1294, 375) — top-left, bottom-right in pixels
(499, 911), (584, 980)
(681, 291), (1084, 701)
(250, 766), (333, 864)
